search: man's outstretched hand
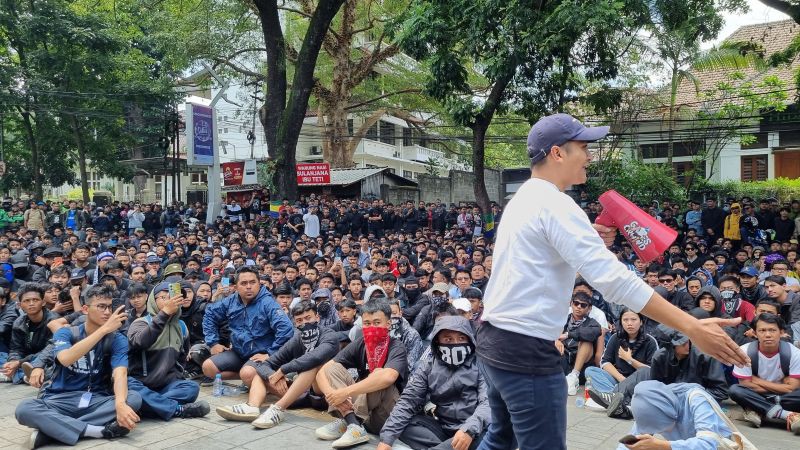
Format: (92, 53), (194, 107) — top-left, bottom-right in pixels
(686, 317), (750, 367)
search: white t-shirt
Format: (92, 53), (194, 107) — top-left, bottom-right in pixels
(732, 341), (800, 383)
(303, 213), (320, 238)
(481, 178), (653, 341)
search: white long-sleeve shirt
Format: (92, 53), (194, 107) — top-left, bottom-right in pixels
(481, 178), (654, 341)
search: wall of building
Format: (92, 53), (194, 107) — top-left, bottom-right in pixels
(417, 169), (501, 206)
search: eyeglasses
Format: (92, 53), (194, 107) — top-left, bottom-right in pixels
(92, 304), (113, 312)
(572, 301), (590, 308)
(685, 248), (696, 251)
(658, 278), (675, 283)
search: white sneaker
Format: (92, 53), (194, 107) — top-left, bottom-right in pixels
(565, 372), (579, 396)
(216, 403), (260, 422)
(743, 409), (761, 428)
(315, 418), (347, 440)
(331, 423), (369, 448)
(252, 404), (285, 429)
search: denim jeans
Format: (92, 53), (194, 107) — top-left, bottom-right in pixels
(0, 352), (25, 384)
(476, 358), (567, 450)
(127, 377), (199, 421)
(584, 366), (618, 393)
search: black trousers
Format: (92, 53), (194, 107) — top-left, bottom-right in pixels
(399, 414), (483, 450)
(729, 384), (800, 416)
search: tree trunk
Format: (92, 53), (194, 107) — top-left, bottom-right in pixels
(470, 67), (516, 215)
(471, 124), (491, 213)
(328, 100), (352, 168)
(255, 0), (345, 201)
(666, 65), (678, 171)
(18, 109), (42, 200)
(69, 115), (91, 204)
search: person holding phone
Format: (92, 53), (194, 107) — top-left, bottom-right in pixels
(617, 381), (751, 450)
(126, 282), (210, 421)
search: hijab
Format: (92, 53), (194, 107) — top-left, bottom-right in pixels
(135, 282), (184, 351)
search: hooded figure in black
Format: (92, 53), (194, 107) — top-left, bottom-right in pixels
(379, 315), (490, 449)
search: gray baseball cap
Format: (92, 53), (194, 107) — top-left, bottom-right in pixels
(527, 113), (609, 163)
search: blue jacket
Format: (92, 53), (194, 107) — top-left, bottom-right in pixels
(203, 287), (294, 359)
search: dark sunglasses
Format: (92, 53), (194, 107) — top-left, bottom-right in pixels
(658, 278), (675, 283)
(572, 301), (590, 308)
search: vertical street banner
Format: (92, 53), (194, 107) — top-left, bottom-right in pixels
(185, 103), (214, 166)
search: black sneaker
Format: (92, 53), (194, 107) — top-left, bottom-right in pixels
(606, 393), (631, 419)
(588, 388), (615, 409)
(199, 376), (214, 387)
(184, 370), (203, 380)
(27, 430), (52, 449)
(101, 420), (131, 439)
(177, 401), (211, 419)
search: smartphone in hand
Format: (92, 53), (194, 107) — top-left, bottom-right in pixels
(221, 277), (230, 288)
(619, 435), (640, 445)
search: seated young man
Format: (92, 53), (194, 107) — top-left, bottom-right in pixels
(201, 267), (294, 387)
(2, 284), (57, 384)
(599, 325), (728, 420)
(216, 300), (340, 427)
(14, 285), (142, 448)
(127, 282), (210, 421)
(314, 298), (408, 448)
(731, 313), (800, 434)
(378, 315), (489, 450)
(558, 292), (602, 396)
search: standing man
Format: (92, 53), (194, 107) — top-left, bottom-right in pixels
(475, 113), (748, 450)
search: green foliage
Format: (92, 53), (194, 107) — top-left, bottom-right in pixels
(586, 158), (686, 204)
(693, 178), (800, 202)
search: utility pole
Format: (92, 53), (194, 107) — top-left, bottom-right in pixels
(200, 62), (230, 225)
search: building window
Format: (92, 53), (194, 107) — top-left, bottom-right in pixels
(347, 119), (354, 136)
(741, 155), (767, 181)
(403, 128), (413, 146)
(673, 161), (705, 186)
(639, 141), (705, 159)
(154, 175), (163, 201)
(741, 132), (769, 150)
(403, 170), (412, 178)
(87, 172), (102, 190)
(380, 121), (394, 145)
(191, 172), (208, 185)
(779, 130), (800, 147)
(366, 122), (378, 140)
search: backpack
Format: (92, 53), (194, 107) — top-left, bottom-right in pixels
(747, 340), (792, 378)
(137, 315), (188, 377)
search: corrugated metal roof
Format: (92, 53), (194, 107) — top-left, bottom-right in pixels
(301, 167), (387, 186)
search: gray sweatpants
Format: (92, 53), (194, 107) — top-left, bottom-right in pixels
(15, 391), (142, 445)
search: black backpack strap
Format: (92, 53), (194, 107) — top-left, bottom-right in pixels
(779, 340), (792, 378)
(748, 342), (760, 377)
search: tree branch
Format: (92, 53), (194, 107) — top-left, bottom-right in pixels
(212, 57), (266, 80)
(345, 88), (422, 110)
(758, 0), (800, 21)
(277, 5), (313, 18)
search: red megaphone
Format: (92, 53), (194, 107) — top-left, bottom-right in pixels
(595, 190), (678, 264)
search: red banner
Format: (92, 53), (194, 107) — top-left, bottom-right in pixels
(296, 163), (331, 184)
(222, 161), (245, 186)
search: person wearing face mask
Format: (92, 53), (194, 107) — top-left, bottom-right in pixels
(378, 315), (489, 450)
(216, 301), (340, 428)
(413, 283), (450, 340)
(717, 276), (755, 323)
(311, 288), (338, 328)
(314, 298), (408, 448)
(388, 298), (424, 374)
(400, 276), (428, 325)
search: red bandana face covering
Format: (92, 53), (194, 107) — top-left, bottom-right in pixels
(363, 326), (390, 372)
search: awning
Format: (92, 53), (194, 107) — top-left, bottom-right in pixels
(221, 183), (263, 193)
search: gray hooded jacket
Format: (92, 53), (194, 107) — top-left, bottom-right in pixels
(379, 315), (490, 446)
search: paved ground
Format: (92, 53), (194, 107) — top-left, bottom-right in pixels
(0, 382), (797, 449)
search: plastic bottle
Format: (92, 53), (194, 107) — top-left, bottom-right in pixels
(212, 374), (223, 397)
(576, 378), (591, 408)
